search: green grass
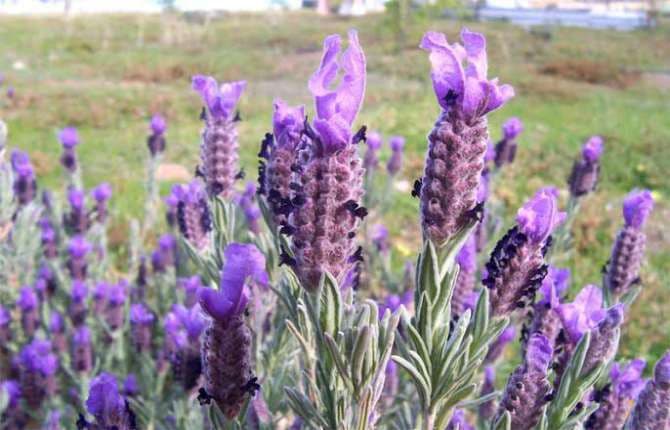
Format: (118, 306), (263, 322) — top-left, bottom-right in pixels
(0, 12), (668, 360)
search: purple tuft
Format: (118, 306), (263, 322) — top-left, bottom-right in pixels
(622, 189), (654, 229)
(516, 187), (566, 245)
(582, 136), (604, 163)
(502, 117), (523, 140)
(58, 126), (79, 149)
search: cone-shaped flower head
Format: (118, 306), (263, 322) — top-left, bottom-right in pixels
(288, 30), (367, 290)
(10, 149), (36, 205)
(200, 243), (265, 418)
(147, 113), (167, 156)
(420, 29), (514, 123)
(72, 325), (93, 372)
(626, 351), (670, 429)
(129, 303), (154, 352)
(86, 372), (134, 429)
(67, 235), (91, 280)
(91, 182), (112, 223)
(308, 30), (366, 154)
(167, 304), (206, 390)
(363, 131), (382, 171)
(485, 187), (565, 317)
(58, 126), (79, 172)
(386, 135), (405, 175)
(173, 181), (211, 250)
(494, 117), (523, 168)
(496, 333), (553, 430)
(258, 99), (307, 227)
(18, 340), (58, 408)
(606, 189), (654, 297)
(17, 286), (39, 337)
(65, 187), (89, 234)
(568, 135), (604, 197)
(192, 75), (245, 197)
(453, 235), (477, 319)
(180, 276), (202, 308)
(418, 29), (512, 246)
(581, 304), (624, 375)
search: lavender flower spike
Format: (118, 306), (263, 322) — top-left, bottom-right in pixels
(64, 187), (89, 234)
(72, 326), (93, 373)
(363, 131), (382, 171)
(199, 243), (267, 418)
(130, 303), (154, 352)
(494, 117), (523, 168)
(91, 182), (112, 223)
(447, 409), (474, 430)
(10, 149), (37, 205)
(496, 333), (553, 430)
(58, 126), (80, 172)
(172, 181), (212, 250)
(258, 99), (306, 228)
(568, 135), (604, 197)
(581, 304), (624, 376)
(17, 286), (39, 337)
(67, 235), (92, 280)
(485, 187), (566, 317)
(627, 351), (670, 429)
(419, 29), (513, 246)
(192, 75), (246, 198)
(605, 189), (654, 298)
(147, 114), (167, 156)
(386, 136), (405, 176)
(586, 358), (646, 430)
(86, 372), (135, 429)
(18, 340), (58, 409)
(289, 30), (367, 290)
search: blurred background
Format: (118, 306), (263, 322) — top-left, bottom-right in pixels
(0, 0), (668, 358)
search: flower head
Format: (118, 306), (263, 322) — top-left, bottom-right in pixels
(420, 29), (514, 122)
(68, 188), (86, 210)
(19, 339), (58, 376)
(556, 284), (606, 343)
(192, 75), (246, 120)
(526, 333), (553, 373)
(622, 189), (654, 229)
(516, 187), (566, 245)
(71, 280), (89, 303)
(73, 326), (92, 346)
(582, 136), (604, 163)
(456, 235), (477, 273)
(150, 114), (167, 135)
(1, 380), (20, 409)
(371, 223), (390, 254)
(610, 359), (647, 399)
(309, 30), (366, 154)
(58, 126), (79, 149)
(86, 372), (125, 422)
(386, 136), (405, 175)
(129, 303), (154, 325)
(49, 312), (64, 333)
(68, 235), (92, 259)
(91, 183), (112, 203)
(17, 286), (38, 311)
(537, 266), (570, 307)
(272, 99), (305, 142)
(502, 117), (523, 140)
(199, 243), (267, 321)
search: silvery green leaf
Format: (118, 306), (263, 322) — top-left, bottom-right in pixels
(406, 324), (432, 372)
(355, 386), (373, 430)
(324, 332), (351, 386)
(620, 286), (641, 307)
(320, 272), (341, 336)
(456, 390), (500, 409)
(351, 326), (371, 386)
(416, 240), (440, 300)
(492, 410), (511, 430)
(392, 355), (431, 407)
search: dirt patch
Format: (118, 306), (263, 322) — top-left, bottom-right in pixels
(123, 64), (193, 84)
(539, 59), (639, 89)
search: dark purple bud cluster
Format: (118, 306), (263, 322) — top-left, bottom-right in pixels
(605, 190), (653, 298)
(72, 326), (93, 373)
(171, 181), (211, 250)
(494, 117), (523, 168)
(129, 303), (154, 353)
(484, 188), (565, 317)
(67, 235), (92, 281)
(58, 127), (80, 173)
(18, 339), (58, 409)
(147, 114), (167, 157)
(10, 149), (37, 205)
(64, 188), (89, 234)
(568, 136), (603, 198)
(496, 334), (553, 430)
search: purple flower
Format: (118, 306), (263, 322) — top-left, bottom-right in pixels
(67, 235), (91, 279)
(370, 223), (390, 254)
(621, 352), (670, 430)
(17, 286), (38, 311)
(556, 284), (606, 344)
(72, 326), (93, 373)
(309, 30), (366, 154)
(73, 325), (91, 345)
(272, 99), (305, 143)
(173, 304), (207, 341)
(611, 359), (647, 399)
(1, 380), (21, 409)
(622, 189), (654, 229)
(259, 99), (307, 227)
(496, 333), (553, 430)
(192, 75), (246, 120)
(68, 188), (85, 210)
(130, 303), (154, 325)
(363, 131), (382, 171)
(234, 182), (262, 234)
(537, 266), (570, 307)
(58, 127), (79, 149)
(447, 409), (473, 430)
(199, 243), (267, 321)
(173, 181), (211, 249)
(581, 304), (625, 375)
(582, 135), (604, 163)
(516, 187), (566, 245)
(130, 303), (154, 352)
(10, 149), (36, 204)
(65, 188), (89, 233)
(71, 280), (89, 303)
(502, 117), (523, 140)
(180, 276), (202, 307)
(18, 340), (58, 408)
(150, 114), (167, 135)
(49, 311), (64, 333)
(378, 294), (403, 317)
(86, 372), (133, 428)
(420, 29), (514, 123)
(386, 135), (405, 175)
(123, 374), (139, 397)
(569, 136), (604, 198)
(91, 182), (112, 203)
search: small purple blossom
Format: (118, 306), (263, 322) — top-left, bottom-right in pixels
(370, 223), (390, 254)
(516, 187), (566, 245)
(611, 359), (647, 399)
(91, 182), (112, 203)
(130, 303), (154, 325)
(199, 243), (267, 322)
(486, 326), (516, 363)
(582, 136), (604, 163)
(447, 409), (473, 430)
(150, 114), (167, 135)
(556, 284), (606, 344)
(309, 30), (366, 154)
(58, 127), (79, 149)
(1, 380), (20, 409)
(622, 189), (654, 229)
(71, 280), (89, 303)
(86, 372), (132, 428)
(234, 182), (262, 234)
(123, 374), (139, 397)
(386, 136), (405, 175)
(68, 235), (91, 259)
(420, 29), (514, 123)
(49, 312), (64, 333)
(192, 75), (246, 120)
(272, 99), (305, 141)
(17, 286), (38, 311)
(363, 131), (382, 171)
(502, 117), (523, 140)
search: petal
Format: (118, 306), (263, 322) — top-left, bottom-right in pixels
(309, 34), (342, 120)
(622, 189), (654, 229)
(420, 31), (465, 111)
(334, 29), (366, 125)
(218, 80), (246, 117)
(485, 81), (515, 114)
(461, 28), (487, 79)
(313, 116), (351, 154)
(273, 99), (305, 140)
(198, 287), (234, 321)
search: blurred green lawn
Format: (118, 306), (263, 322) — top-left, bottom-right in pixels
(0, 12), (668, 360)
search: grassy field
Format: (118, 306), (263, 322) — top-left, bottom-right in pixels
(0, 12), (668, 360)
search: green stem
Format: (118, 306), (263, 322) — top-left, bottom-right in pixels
(422, 408), (435, 430)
